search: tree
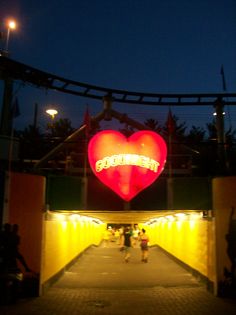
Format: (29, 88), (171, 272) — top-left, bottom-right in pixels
(162, 113), (187, 142)
(47, 118), (75, 139)
(184, 122), (222, 176)
(144, 118), (162, 132)
(16, 124), (47, 162)
(14, 118), (77, 172)
(186, 126), (205, 144)
(206, 121), (217, 141)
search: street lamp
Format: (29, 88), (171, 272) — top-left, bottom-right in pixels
(46, 109), (58, 120)
(0, 18), (17, 135)
(5, 19), (17, 53)
(213, 111), (225, 116)
(46, 108), (58, 134)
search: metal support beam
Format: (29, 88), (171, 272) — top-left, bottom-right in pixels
(214, 98), (227, 173)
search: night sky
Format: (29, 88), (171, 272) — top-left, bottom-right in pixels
(1, 0), (236, 133)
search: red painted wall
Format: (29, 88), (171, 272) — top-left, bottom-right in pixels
(8, 172), (45, 274)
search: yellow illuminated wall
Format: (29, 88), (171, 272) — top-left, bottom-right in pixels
(143, 212), (216, 284)
(40, 213), (106, 286)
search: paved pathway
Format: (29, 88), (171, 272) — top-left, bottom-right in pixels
(1, 244), (236, 315)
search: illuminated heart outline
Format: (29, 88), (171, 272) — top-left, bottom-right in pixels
(88, 130), (167, 201)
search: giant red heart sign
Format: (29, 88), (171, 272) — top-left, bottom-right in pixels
(88, 130), (167, 201)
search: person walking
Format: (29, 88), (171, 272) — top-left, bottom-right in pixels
(132, 224), (140, 248)
(139, 228), (149, 263)
(103, 228), (111, 248)
(121, 226), (132, 262)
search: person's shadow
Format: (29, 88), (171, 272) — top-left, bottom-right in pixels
(219, 207), (236, 297)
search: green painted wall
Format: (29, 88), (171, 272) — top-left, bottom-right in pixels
(46, 175), (212, 211)
(131, 177), (167, 210)
(46, 175), (83, 210)
(172, 177), (212, 210)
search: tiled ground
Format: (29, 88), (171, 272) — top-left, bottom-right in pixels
(1, 245), (236, 315)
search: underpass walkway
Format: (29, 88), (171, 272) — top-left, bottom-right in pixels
(1, 243), (236, 315)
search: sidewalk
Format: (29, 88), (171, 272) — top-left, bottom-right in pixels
(1, 244), (236, 315)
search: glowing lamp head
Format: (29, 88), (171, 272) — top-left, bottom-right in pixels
(88, 130), (167, 201)
(46, 109), (58, 119)
(8, 20), (16, 30)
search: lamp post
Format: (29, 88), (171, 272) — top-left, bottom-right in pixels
(5, 19), (17, 54)
(0, 18), (17, 135)
(46, 108), (58, 134)
(0, 19), (17, 226)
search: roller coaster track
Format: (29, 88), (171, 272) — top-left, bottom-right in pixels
(1, 55), (236, 106)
